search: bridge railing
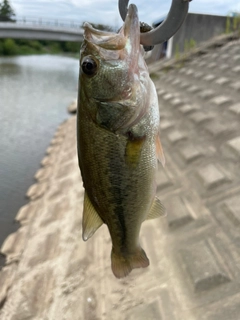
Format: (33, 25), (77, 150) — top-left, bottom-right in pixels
(0, 16), (83, 29)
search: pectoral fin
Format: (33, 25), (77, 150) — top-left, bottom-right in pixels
(156, 134), (165, 167)
(146, 197), (166, 220)
(82, 192), (103, 241)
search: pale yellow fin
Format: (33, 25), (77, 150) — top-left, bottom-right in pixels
(146, 197), (166, 220)
(156, 134), (165, 167)
(82, 192), (103, 241)
(111, 248), (149, 279)
(125, 137), (145, 168)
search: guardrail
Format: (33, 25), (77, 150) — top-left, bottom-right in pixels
(0, 16), (83, 29)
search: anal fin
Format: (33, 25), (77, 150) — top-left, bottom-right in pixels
(82, 192), (103, 241)
(146, 197), (166, 220)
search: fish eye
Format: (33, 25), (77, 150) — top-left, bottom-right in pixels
(81, 56), (98, 76)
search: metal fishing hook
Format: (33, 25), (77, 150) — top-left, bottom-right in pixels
(118, 0), (191, 46)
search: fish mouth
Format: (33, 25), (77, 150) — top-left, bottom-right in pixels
(122, 4), (140, 51)
(82, 4), (140, 55)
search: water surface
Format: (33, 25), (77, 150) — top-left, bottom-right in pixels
(0, 55), (79, 264)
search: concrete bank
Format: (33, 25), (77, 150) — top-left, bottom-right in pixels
(0, 116), (83, 316)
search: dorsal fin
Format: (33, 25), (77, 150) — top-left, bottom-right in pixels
(156, 134), (165, 167)
(146, 197), (166, 220)
(82, 192), (103, 241)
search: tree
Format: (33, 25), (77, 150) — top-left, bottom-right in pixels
(0, 0), (15, 22)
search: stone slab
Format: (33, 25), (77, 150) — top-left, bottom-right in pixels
(127, 301), (162, 320)
(222, 196), (240, 227)
(229, 103), (240, 115)
(211, 96), (232, 107)
(226, 136), (240, 156)
(160, 120), (174, 130)
(230, 81), (240, 91)
(168, 130), (187, 144)
(232, 66), (240, 73)
(215, 77), (230, 85)
(179, 145), (203, 163)
(204, 74), (216, 81)
(198, 89), (215, 100)
(189, 112), (213, 124)
(0, 265), (16, 307)
(196, 164), (228, 190)
(166, 195), (194, 229)
(187, 85), (200, 93)
(180, 239), (231, 292)
(26, 182), (48, 200)
(170, 98), (183, 107)
(194, 71), (203, 78)
(162, 93), (174, 101)
(179, 104), (198, 114)
(219, 64), (229, 71)
(156, 169), (173, 191)
(208, 62), (217, 69)
(205, 122), (230, 137)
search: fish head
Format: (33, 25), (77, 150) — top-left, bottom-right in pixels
(79, 4), (150, 133)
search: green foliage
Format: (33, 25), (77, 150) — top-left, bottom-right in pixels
(175, 38), (196, 63)
(233, 14), (240, 31)
(225, 16), (231, 34)
(0, 41), (4, 55)
(0, 38), (81, 56)
(225, 13), (240, 34)
(189, 38), (196, 50)
(48, 42), (61, 53)
(28, 40), (42, 50)
(0, 0), (15, 21)
(174, 44), (180, 60)
(2, 38), (17, 55)
(184, 39), (189, 52)
(63, 41), (80, 52)
(184, 38), (196, 52)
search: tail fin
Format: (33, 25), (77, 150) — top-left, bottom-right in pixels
(111, 248), (149, 279)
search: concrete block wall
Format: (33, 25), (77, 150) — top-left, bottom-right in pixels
(148, 13), (229, 63)
(172, 13), (228, 54)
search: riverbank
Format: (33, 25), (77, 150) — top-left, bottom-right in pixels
(0, 113), (79, 310)
(0, 113), (87, 318)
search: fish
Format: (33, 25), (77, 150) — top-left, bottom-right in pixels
(77, 4), (165, 279)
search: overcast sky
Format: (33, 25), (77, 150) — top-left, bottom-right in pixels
(9, 0), (240, 28)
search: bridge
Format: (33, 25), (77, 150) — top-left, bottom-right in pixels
(0, 17), (84, 42)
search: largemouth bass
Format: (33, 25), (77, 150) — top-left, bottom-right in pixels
(77, 4), (165, 279)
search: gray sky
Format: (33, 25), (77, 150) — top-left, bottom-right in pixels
(10, 0), (240, 28)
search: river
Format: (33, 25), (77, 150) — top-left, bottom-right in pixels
(0, 55), (79, 264)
